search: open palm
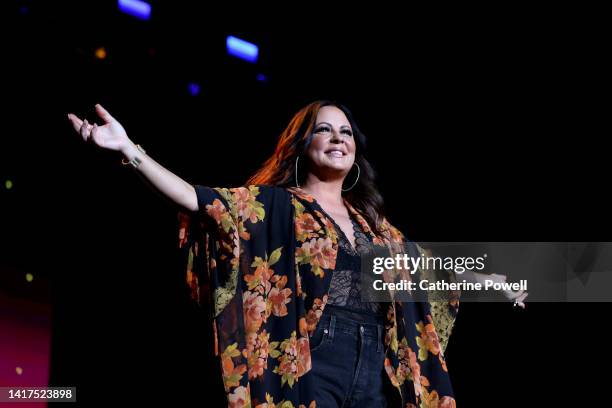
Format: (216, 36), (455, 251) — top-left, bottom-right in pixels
(477, 272), (529, 308)
(67, 104), (129, 152)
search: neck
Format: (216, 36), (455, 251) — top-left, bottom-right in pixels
(301, 174), (344, 206)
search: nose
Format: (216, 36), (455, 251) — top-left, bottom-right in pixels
(329, 129), (343, 144)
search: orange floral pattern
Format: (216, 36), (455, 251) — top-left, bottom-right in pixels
(178, 185), (459, 407)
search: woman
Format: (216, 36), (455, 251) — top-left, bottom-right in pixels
(67, 101), (526, 407)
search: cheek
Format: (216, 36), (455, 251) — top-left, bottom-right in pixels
(305, 146), (320, 164)
(307, 136), (327, 155)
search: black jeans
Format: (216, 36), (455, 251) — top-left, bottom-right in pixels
(309, 305), (388, 407)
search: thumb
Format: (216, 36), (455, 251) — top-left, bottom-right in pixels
(95, 104), (114, 123)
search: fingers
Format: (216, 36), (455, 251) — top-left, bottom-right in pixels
(513, 292), (528, 309)
(95, 103), (114, 123)
(90, 123), (98, 143)
(79, 119), (92, 142)
(67, 113), (84, 132)
(68, 113), (93, 132)
(79, 119), (88, 141)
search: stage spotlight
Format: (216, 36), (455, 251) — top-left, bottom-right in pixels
(95, 47), (107, 60)
(118, 0), (151, 21)
(226, 36), (259, 63)
(188, 82), (201, 96)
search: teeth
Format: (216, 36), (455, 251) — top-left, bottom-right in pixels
(327, 151), (344, 157)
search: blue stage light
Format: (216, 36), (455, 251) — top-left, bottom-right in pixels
(188, 82), (201, 96)
(118, 0), (151, 21)
(226, 36), (259, 63)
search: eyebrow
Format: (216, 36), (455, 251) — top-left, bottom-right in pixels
(315, 121), (352, 129)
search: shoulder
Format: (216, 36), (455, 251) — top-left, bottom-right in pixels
(380, 217), (406, 244)
(244, 184), (292, 203)
(284, 186), (316, 203)
(191, 184), (296, 228)
(194, 184), (289, 206)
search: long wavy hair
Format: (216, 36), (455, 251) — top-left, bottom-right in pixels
(246, 100), (386, 236)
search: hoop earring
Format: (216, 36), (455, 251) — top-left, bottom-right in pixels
(295, 156), (301, 187)
(342, 163), (360, 192)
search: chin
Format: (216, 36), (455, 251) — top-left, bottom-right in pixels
(323, 162), (352, 174)
(311, 156), (354, 174)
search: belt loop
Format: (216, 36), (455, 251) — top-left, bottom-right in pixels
(377, 324), (383, 353)
(328, 315), (336, 341)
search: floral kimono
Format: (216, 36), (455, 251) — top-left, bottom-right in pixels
(178, 184), (460, 407)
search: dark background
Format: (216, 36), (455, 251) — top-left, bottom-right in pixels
(1, 1), (608, 406)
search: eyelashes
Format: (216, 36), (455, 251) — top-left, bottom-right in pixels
(314, 126), (353, 136)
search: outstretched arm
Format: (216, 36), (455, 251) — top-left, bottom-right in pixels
(460, 269), (528, 308)
(67, 104), (198, 212)
(419, 245), (528, 308)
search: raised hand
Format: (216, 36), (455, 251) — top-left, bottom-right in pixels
(67, 104), (130, 152)
(475, 272), (528, 309)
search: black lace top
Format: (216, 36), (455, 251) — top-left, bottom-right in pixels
(311, 201), (385, 319)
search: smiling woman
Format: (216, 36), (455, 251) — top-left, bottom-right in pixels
(69, 100), (462, 407)
(182, 101), (460, 407)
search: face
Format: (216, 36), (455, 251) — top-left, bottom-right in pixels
(305, 105), (356, 178)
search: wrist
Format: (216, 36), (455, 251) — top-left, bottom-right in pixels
(121, 141), (137, 159)
(121, 142), (146, 169)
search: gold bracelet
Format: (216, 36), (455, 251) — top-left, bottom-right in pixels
(121, 144), (146, 168)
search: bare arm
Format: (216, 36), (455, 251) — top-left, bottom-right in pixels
(67, 104), (198, 212)
(121, 142), (198, 211)
(420, 246), (528, 308)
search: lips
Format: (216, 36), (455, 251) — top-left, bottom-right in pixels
(324, 148), (346, 157)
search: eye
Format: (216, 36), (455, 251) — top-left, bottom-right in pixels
(341, 129), (353, 136)
(315, 126), (331, 133)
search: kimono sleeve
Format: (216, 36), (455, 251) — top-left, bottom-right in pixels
(414, 242), (461, 355)
(179, 184), (285, 405)
(177, 184), (267, 318)
(177, 185), (242, 314)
